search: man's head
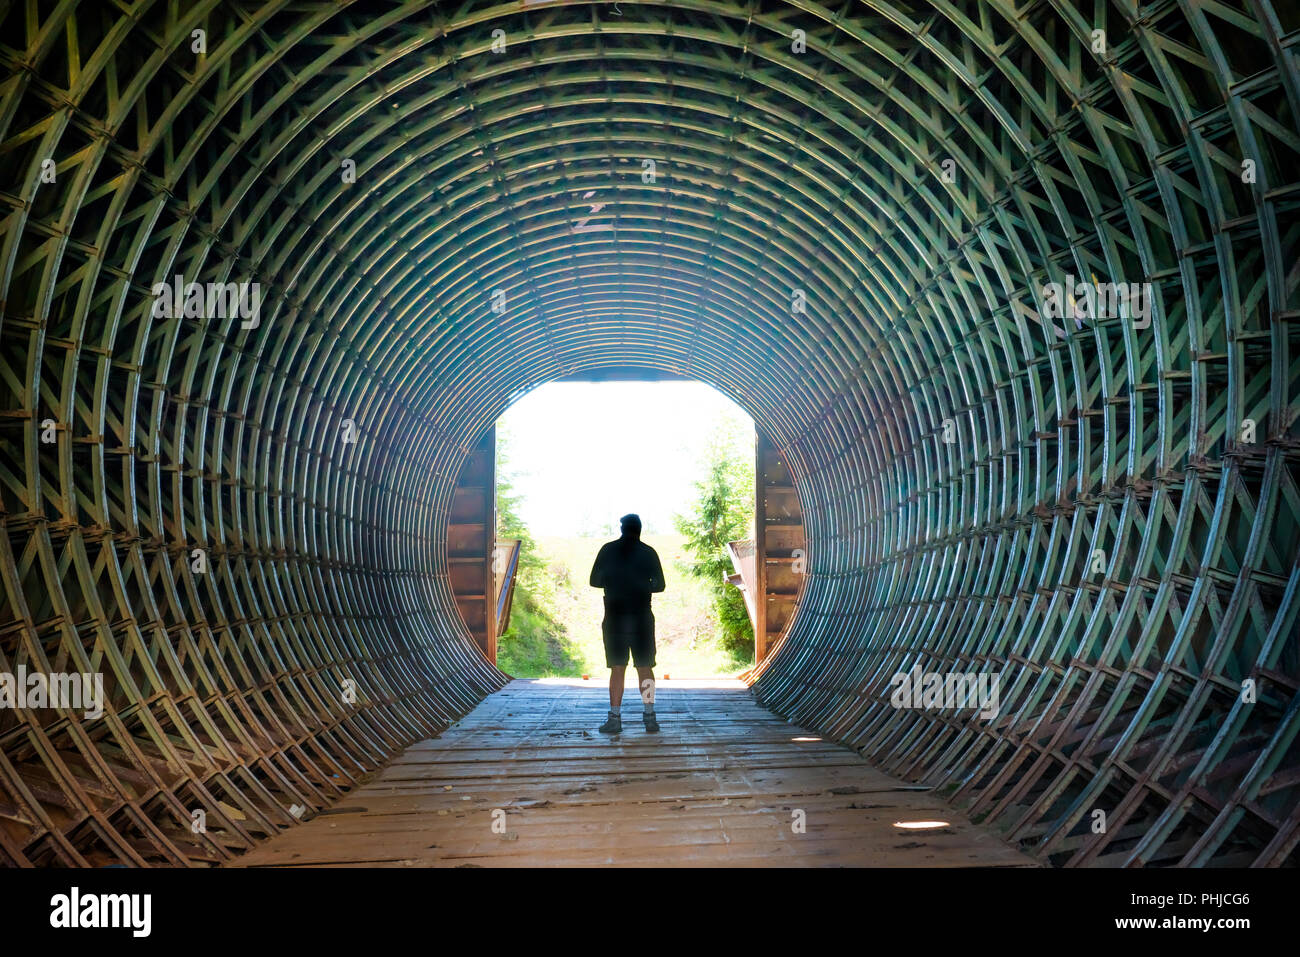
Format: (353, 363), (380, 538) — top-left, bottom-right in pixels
(619, 513), (642, 538)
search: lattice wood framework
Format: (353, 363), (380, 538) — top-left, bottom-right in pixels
(448, 425), (498, 662)
(753, 430), (806, 661)
(0, 0), (1296, 867)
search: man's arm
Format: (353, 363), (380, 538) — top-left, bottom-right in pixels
(590, 544), (608, 588)
(648, 548), (666, 593)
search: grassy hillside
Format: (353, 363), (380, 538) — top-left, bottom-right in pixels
(498, 533), (745, 678)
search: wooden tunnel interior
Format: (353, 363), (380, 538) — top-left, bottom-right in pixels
(0, 0), (1298, 868)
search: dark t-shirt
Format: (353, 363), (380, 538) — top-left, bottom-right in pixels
(589, 537), (666, 615)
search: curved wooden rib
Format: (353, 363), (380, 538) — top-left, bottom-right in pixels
(0, 0), (1295, 867)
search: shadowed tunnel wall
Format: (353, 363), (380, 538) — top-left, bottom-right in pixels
(1, 0), (1297, 867)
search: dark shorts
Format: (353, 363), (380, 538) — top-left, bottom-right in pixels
(603, 610), (656, 668)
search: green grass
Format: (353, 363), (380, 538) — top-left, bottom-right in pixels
(498, 533), (747, 678)
(494, 596), (585, 677)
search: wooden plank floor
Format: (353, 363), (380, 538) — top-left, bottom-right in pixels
(232, 678), (1039, 867)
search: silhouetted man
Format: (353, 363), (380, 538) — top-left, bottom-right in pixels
(589, 514), (666, 733)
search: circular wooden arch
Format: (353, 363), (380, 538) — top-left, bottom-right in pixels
(0, 0), (1297, 866)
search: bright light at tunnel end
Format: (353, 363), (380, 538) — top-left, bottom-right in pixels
(3, 0), (1297, 899)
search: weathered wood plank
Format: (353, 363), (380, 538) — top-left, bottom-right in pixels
(231, 679), (1039, 868)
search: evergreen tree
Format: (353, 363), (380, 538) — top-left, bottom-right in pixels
(494, 427), (583, 675)
(674, 422), (756, 663)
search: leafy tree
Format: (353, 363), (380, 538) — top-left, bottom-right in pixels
(494, 426), (583, 675)
(674, 420), (755, 663)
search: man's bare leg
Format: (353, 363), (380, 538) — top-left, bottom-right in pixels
(635, 667), (654, 706)
(608, 665), (626, 710)
(598, 666), (625, 733)
(636, 666), (658, 732)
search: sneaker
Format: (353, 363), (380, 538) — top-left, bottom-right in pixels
(598, 712), (622, 734)
(643, 711), (659, 733)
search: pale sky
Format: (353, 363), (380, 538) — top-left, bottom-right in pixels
(496, 381), (753, 537)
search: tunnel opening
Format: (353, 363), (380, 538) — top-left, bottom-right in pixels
(0, 0), (1296, 874)
(458, 373), (806, 679)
